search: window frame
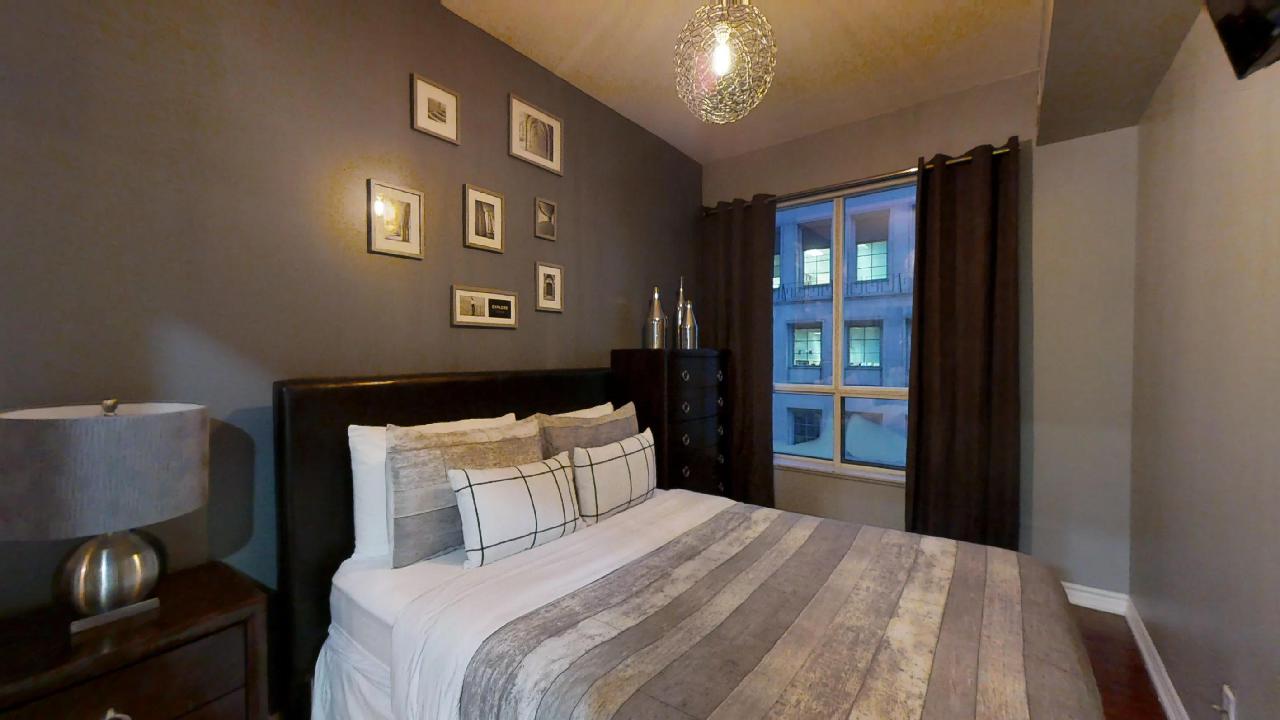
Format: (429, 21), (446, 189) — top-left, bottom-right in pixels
(773, 179), (914, 485)
(855, 238), (889, 282)
(788, 322), (823, 368)
(788, 407), (822, 445)
(845, 319), (883, 369)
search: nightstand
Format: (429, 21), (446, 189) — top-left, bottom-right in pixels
(0, 562), (268, 720)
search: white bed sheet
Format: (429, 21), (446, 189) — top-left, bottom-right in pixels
(316, 488), (732, 720)
(330, 548), (469, 667)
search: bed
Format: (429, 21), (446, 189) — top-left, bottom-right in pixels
(274, 369), (1102, 719)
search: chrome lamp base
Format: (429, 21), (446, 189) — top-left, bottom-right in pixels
(60, 530), (161, 633)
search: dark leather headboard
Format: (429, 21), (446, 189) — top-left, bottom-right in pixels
(272, 368), (619, 715)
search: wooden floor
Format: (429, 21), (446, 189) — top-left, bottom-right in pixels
(1073, 606), (1165, 719)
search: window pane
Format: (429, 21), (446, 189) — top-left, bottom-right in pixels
(841, 397), (908, 469)
(774, 201), (834, 385)
(843, 185), (915, 388)
(774, 393), (834, 460)
(847, 321), (882, 368)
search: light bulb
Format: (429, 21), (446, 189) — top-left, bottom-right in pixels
(373, 197), (385, 217)
(711, 39), (733, 77)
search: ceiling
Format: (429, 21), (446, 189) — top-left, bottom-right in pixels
(443, 0), (1046, 163)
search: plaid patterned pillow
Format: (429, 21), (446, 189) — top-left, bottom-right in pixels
(447, 452), (582, 568)
(571, 429), (657, 525)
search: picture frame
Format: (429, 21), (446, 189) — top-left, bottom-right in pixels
(509, 95), (563, 175)
(464, 184), (504, 253)
(452, 285), (518, 329)
(535, 262), (564, 313)
(367, 179), (424, 259)
(411, 74), (459, 145)
(534, 198), (557, 241)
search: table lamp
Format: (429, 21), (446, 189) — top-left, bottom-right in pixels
(0, 400), (208, 632)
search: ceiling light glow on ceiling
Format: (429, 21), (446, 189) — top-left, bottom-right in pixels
(675, 0), (776, 124)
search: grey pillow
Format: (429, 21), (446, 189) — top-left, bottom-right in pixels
(384, 417), (542, 568)
(536, 402), (639, 458)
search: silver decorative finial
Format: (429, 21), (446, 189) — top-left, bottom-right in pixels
(101, 399), (120, 416)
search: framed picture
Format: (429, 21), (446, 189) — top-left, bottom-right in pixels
(411, 74), (459, 144)
(452, 285), (518, 329)
(509, 95), (563, 175)
(535, 262), (564, 313)
(367, 179), (424, 259)
(464, 184), (504, 253)
(534, 198), (557, 241)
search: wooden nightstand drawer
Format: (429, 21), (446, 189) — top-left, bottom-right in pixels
(2, 626), (245, 720)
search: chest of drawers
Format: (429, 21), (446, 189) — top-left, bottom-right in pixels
(611, 349), (730, 496)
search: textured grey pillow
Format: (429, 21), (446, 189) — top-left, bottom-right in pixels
(535, 402), (639, 458)
(384, 417), (542, 568)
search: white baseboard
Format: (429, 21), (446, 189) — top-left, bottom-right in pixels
(1060, 581), (1189, 720)
(1125, 602), (1190, 720)
(1061, 581), (1130, 615)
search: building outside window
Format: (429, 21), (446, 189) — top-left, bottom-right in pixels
(790, 408), (822, 444)
(855, 239), (888, 281)
(800, 221), (831, 286)
(847, 321), (882, 368)
(791, 324), (822, 367)
(773, 231), (781, 289)
(772, 182), (916, 475)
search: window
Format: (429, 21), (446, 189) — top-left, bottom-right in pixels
(855, 240), (888, 281)
(772, 183), (916, 476)
(847, 321), (882, 368)
(800, 220), (831, 286)
(904, 317), (912, 371)
(773, 231), (781, 289)
(790, 408), (823, 444)
(791, 324), (822, 367)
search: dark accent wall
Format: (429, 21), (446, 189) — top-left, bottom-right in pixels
(0, 0), (701, 612)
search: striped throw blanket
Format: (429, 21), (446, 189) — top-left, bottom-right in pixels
(458, 503), (1102, 719)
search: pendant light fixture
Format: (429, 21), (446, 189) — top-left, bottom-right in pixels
(674, 0), (777, 124)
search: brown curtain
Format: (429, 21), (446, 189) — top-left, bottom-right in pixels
(906, 138), (1021, 549)
(699, 195), (776, 507)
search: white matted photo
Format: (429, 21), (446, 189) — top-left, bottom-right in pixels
(509, 95), (563, 175)
(367, 179), (424, 259)
(535, 261), (563, 312)
(411, 74), (459, 144)
(535, 198), (557, 241)
(452, 285), (518, 328)
(464, 184), (504, 253)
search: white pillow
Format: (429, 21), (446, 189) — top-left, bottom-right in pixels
(447, 451), (582, 568)
(347, 413), (516, 559)
(571, 428), (656, 524)
(553, 402), (615, 419)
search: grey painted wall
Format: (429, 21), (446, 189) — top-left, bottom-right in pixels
(1027, 127), (1138, 593)
(1133, 13), (1280, 717)
(0, 0), (701, 613)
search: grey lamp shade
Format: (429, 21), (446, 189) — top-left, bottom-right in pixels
(0, 403), (208, 540)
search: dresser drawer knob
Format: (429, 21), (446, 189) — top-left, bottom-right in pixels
(716, 370), (723, 381)
(103, 710), (133, 720)
(718, 482), (726, 493)
(717, 397), (724, 408)
(681, 401), (690, 414)
(718, 454), (725, 464)
(682, 466), (691, 478)
(682, 433), (691, 446)
(681, 370), (690, 382)
(717, 425), (724, 436)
